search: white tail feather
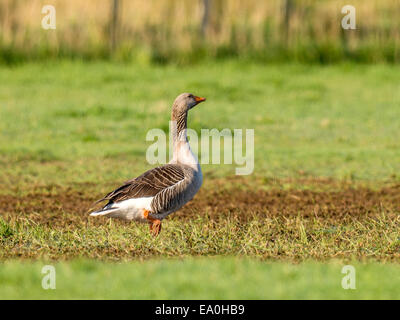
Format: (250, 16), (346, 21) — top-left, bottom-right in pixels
(89, 207), (119, 216)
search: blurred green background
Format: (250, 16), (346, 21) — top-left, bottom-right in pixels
(3, 259), (400, 299)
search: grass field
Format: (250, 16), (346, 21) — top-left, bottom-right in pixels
(1, 61), (399, 185)
(0, 60), (399, 299)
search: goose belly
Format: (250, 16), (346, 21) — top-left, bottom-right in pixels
(101, 197), (153, 222)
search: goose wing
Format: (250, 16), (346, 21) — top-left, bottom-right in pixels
(96, 164), (185, 205)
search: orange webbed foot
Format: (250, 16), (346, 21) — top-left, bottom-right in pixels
(143, 209), (162, 236)
(149, 219), (162, 236)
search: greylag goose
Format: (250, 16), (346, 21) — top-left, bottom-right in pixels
(90, 93), (206, 236)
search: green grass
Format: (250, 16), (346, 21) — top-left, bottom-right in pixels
(0, 61), (399, 299)
(0, 61), (399, 191)
(1, 209), (400, 262)
(1, 258), (400, 299)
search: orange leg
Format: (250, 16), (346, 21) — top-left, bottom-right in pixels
(143, 209), (162, 236)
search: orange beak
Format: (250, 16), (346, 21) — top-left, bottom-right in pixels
(194, 96), (206, 104)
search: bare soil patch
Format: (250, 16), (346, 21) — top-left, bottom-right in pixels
(1, 181), (399, 225)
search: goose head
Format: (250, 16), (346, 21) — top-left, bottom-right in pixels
(172, 93), (206, 117)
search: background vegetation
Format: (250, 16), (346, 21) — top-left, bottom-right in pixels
(0, 0), (400, 64)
